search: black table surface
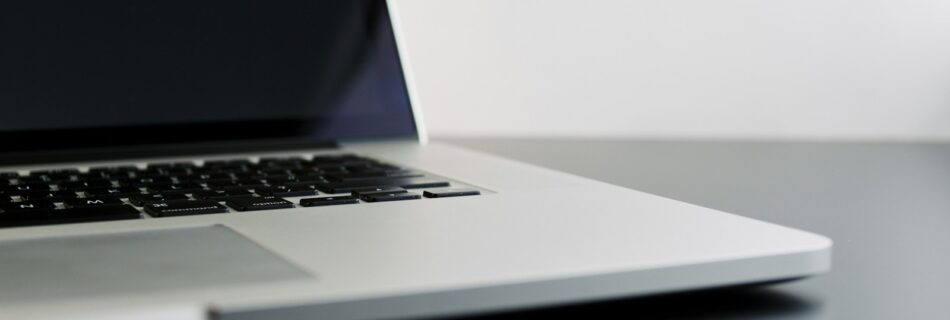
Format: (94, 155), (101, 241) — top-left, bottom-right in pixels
(441, 138), (950, 320)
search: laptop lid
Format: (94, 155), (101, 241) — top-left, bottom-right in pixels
(0, 0), (419, 164)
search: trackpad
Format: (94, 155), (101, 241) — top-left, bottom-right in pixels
(0, 225), (311, 302)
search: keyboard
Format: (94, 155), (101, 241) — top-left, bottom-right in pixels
(0, 154), (480, 228)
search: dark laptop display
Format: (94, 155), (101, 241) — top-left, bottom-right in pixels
(0, 0), (416, 158)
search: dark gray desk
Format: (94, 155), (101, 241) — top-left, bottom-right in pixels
(444, 138), (950, 319)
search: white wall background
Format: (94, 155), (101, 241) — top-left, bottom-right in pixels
(394, 0), (950, 140)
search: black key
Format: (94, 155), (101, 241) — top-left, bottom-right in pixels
(261, 176), (295, 185)
(193, 188), (253, 200)
(260, 168), (294, 175)
(111, 176), (135, 184)
(0, 172), (21, 178)
(194, 166), (248, 174)
(359, 192), (421, 203)
(142, 170), (191, 180)
(129, 193), (190, 206)
(8, 176), (42, 184)
(144, 169), (192, 177)
(84, 168), (136, 179)
(290, 168), (322, 175)
(310, 164), (347, 173)
(254, 185), (317, 197)
(128, 176), (176, 187)
(85, 179), (116, 188)
(0, 205), (141, 228)
(29, 173), (77, 183)
(1, 183), (51, 193)
(104, 171), (136, 179)
(238, 183), (269, 191)
(244, 185), (272, 192)
(235, 177), (267, 186)
(182, 173), (233, 183)
(294, 174), (328, 183)
(29, 169), (80, 176)
(85, 186), (143, 198)
(351, 187), (407, 197)
(144, 200), (228, 217)
(206, 180), (240, 188)
(16, 190), (79, 202)
(156, 191), (190, 197)
(259, 157), (305, 167)
(300, 196), (359, 207)
(423, 189), (481, 198)
(203, 159), (253, 167)
(219, 186), (255, 194)
(1, 200), (56, 212)
(146, 162), (197, 169)
(314, 178), (450, 194)
(87, 165), (139, 173)
(308, 163), (349, 170)
(324, 170), (423, 182)
(225, 196), (294, 212)
(147, 183), (204, 193)
(282, 181), (320, 189)
(57, 181), (92, 190)
(64, 197), (125, 208)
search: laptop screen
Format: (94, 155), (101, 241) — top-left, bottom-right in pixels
(0, 0), (417, 156)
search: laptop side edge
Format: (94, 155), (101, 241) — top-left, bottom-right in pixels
(386, 0), (428, 146)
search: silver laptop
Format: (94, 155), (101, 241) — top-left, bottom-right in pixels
(0, 1), (831, 319)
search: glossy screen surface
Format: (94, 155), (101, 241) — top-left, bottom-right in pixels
(0, 0), (416, 153)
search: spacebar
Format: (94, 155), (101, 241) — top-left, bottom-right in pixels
(0, 205), (141, 228)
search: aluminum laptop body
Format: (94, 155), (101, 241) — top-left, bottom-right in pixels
(0, 1), (831, 319)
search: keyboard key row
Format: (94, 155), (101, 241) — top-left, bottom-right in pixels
(0, 154), (481, 228)
(0, 187), (480, 228)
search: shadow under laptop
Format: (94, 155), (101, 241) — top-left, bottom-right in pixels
(449, 285), (823, 320)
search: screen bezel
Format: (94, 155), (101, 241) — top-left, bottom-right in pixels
(0, 0), (425, 165)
